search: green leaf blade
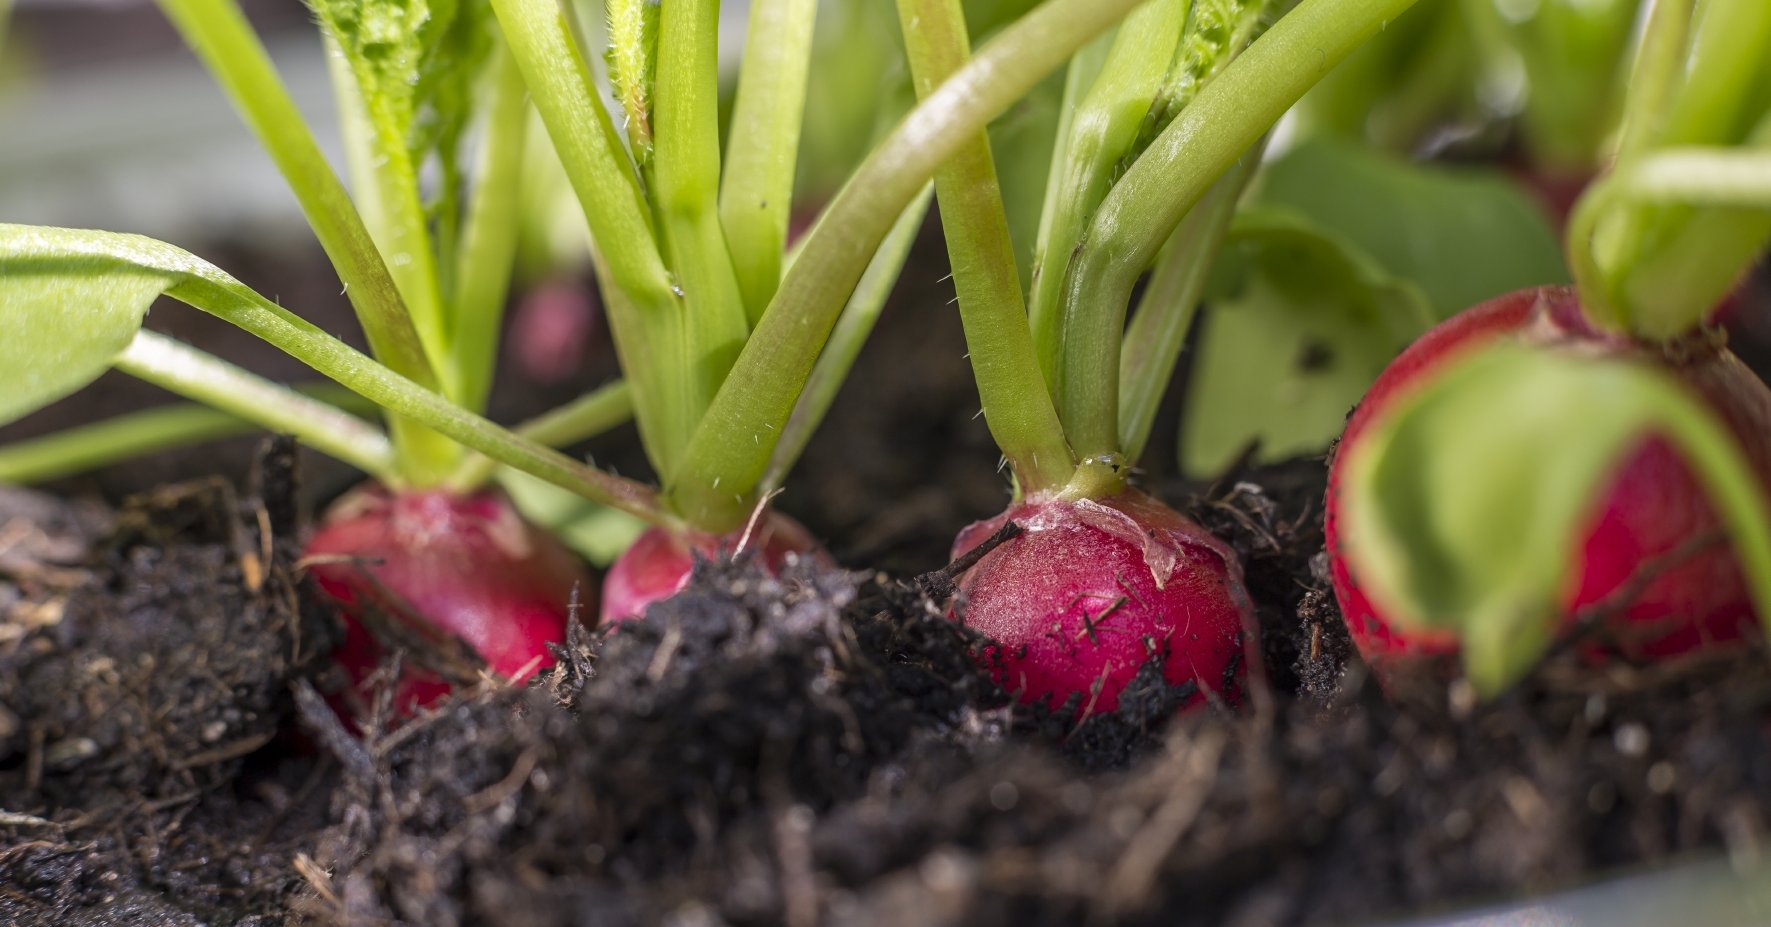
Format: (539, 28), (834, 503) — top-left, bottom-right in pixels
(0, 230), (176, 426)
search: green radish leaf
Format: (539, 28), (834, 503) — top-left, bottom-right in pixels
(1340, 342), (1771, 695)
(1180, 208), (1432, 476)
(1179, 136), (1567, 477)
(0, 231), (175, 426)
(1255, 136), (1567, 316)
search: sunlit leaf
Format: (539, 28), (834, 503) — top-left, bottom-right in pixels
(1255, 136), (1567, 316)
(0, 227), (175, 425)
(1180, 209), (1432, 476)
(1178, 136), (1567, 476)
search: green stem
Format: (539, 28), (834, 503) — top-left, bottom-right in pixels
(152, 0), (452, 481)
(1609, 147), (1771, 206)
(667, 0), (1146, 532)
(160, 275), (672, 526)
(112, 331), (396, 479)
(605, 0), (658, 164)
(1117, 147), (1258, 464)
(447, 380), (634, 491)
(323, 36), (452, 400)
(1587, 0), (1771, 336)
(1027, 0), (1192, 394)
(491, 0), (696, 471)
(0, 384), (371, 485)
(651, 0), (751, 436)
(1651, 0), (1771, 149)
(452, 46), (530, 415)
(898, 0), (1074, 495)
(720, 0), (819, 321)
(1055, 0), (1422, 461)
(762, 187), (933, 495)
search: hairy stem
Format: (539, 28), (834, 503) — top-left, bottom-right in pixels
(651, 0), (751, 439)
(1117, 147), (1258, 463)
(452, 46), (530, 415)
(721, 0), (819, 320)
(666, 0), (1147, 532)
(492, 0), (697, 472)
(113, 331), (396, 479)
(1055, 0), (1422, 461)
(0, 382), (370, 485)
(154, 0), (453, 479)
(898, 0), (1074, 494)
(448, 379), (635, 490)
(762, 188), (932, 495)
(1027, 0), (1192, 393)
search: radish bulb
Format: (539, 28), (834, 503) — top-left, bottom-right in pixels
(950, 490), (1254, 717)
(599, 512), (825, 625)
(1326, 286), (1771, 677)
(304, 485), (593, 716)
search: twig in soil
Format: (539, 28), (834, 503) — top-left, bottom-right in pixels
(170, 729), (277, 770)
(1200, 438), (1263, 502)
(735, 488), (785, 559)
(1095, 728), (1227, 922)
(463, 748), (540, 814)
(250, 435), (300, 539)
(773, 804), (819, 927)
(294, 852), (341, 908)
(292, 678), (374, 781)
(647, 623), (684, 682)
(0, 810), (59, 829)
(916, 520), (1024, 602)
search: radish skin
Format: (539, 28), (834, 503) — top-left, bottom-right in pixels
(1326, 286), (1771, 674)
(950, 490), (1255, 716)
(600, 512), (827, 625)
(305, 485), (593, 716)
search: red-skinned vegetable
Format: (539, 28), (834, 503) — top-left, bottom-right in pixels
(1326, 285), (1771, 675)
(305, 485), (593, 717)
(600, 512), (826, 625)
(951, 490), (1254, 716)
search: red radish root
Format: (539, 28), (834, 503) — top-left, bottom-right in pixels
(600, 512), (825, 626)
(1326, 286), (1771, 675)
(950, 490), (1254, 716)
(305, 485), (593, 716)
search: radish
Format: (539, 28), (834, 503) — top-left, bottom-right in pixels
(1326, 286), (1771, 676)
(951, 491), (1251, 715)
(305, 485), (594, 716)
(885, 0), (1393, 717)
(600, 513), (824, 625)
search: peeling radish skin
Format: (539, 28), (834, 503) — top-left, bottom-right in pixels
(304, 485), (593, 717)
(1326, 285), (1771, 677)
(600, 512), (828, 626)
(949, 490), (1255, 717)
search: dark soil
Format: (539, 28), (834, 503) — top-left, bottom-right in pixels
(0, 441), (338, 925)
(5, 433), (1769, 925)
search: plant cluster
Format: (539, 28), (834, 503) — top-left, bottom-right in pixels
(1, 0), (1768, 722)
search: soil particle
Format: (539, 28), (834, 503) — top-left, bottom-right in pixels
(0, 442), (337, 926)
